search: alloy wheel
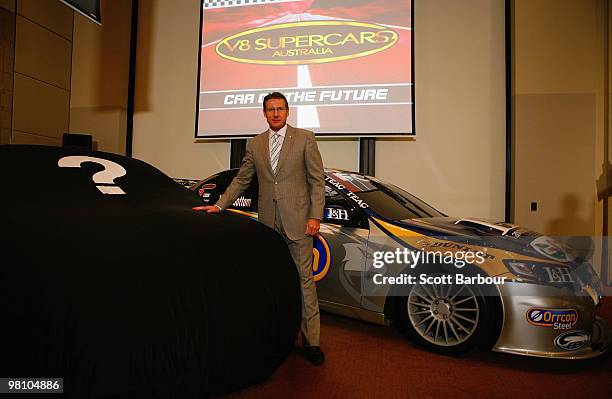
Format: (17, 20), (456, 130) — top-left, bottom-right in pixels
(407, 279), (480, 347)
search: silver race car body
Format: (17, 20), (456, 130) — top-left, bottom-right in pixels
(191, 169), (611, 359)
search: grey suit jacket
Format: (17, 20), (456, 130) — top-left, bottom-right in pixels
(216, 125), (325, 240)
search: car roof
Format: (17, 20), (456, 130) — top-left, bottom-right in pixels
(324, 168), (372, 179)
(324, 169), (382, 193)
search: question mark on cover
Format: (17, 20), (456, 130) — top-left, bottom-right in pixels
(58, 156), (127, 195)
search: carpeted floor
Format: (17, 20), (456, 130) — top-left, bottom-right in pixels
(220, 299), (612, 399)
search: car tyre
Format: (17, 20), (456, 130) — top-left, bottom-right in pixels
(392, 266), (502, 355)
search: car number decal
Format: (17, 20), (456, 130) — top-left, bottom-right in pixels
(313, 234), (331, 282)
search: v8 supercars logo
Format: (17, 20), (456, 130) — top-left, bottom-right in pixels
(216, 21), (398, 65)
(526, 308), (578, 330)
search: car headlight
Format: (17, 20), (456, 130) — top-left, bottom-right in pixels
(503, 260), (575, 284)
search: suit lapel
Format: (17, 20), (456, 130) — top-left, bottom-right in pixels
(275, 124), (294, 176)
(260, 130), (275, 177)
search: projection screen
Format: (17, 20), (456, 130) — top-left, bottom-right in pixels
(196, 0), (414, 139)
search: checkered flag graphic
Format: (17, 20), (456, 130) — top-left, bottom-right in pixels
(203, 0), (294, 10)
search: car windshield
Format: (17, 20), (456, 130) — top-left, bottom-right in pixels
(356, 181), (444, 220)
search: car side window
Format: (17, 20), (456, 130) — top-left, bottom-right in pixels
(324, 185), (368, 228)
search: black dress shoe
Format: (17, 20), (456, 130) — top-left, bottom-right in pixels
(303, 346), (325, 365)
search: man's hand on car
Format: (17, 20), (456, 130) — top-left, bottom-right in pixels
(193, 205), (221, 213)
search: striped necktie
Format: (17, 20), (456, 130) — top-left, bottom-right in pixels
(270, 133), (281, 173)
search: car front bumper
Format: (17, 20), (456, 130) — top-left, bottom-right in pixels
(492, 281), (611, 359)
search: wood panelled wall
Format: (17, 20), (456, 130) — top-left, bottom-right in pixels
(10, 0), (73, 146)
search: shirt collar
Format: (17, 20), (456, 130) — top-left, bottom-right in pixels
(269, 124), (287, 138)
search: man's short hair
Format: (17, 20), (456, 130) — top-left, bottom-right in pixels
(263, 92), (289, 111)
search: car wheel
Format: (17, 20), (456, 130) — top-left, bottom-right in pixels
(393, 269), (501, 354)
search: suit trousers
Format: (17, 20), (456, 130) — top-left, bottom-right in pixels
(273, 202), (321, 346)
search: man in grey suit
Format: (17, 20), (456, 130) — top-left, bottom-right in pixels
(194, 92), (326, 365)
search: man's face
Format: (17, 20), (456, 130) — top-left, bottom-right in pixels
(264, 98), (289, 132)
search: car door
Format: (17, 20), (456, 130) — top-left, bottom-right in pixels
(314, 184), (369, 309)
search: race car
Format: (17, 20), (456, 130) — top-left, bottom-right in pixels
(191, 168), (611, 359)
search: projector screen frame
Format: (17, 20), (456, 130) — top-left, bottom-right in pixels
(59, 0), (102, 25)
(193, 0), (416, 140)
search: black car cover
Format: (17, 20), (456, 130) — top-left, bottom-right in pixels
(0, 145), (301, 398)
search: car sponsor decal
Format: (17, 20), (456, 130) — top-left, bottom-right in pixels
(530, 236), (574, 262)
(541, 265), (574, 283)
(325, 175), (370, 208)
(325, 206), (349, 221)
(312, 234), (331, 282)
(198, 183), (217, 199)
(232, 196), (252, 207)
(526, 308), (578, 330)
(554, 330), (590, 351)
(325, 175), (347, 191)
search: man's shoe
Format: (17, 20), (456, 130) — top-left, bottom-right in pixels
(303, 346), (325, 365)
